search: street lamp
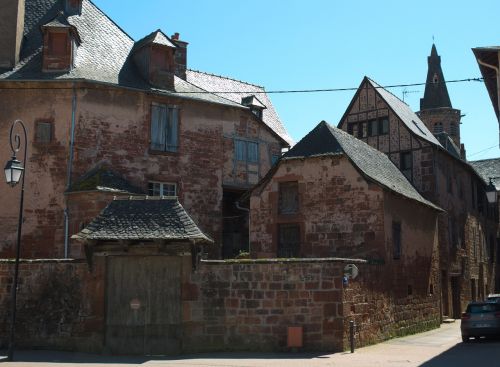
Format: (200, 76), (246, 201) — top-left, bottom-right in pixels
(4, 120), (27, 362)
(486, 178), (499, 204)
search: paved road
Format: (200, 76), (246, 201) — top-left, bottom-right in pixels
(1, 322), (499, 366)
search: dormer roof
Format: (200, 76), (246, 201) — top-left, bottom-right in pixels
(133, 29), (176, 52)
(41, 11), (81, 44)
(241, 95), (267, 109)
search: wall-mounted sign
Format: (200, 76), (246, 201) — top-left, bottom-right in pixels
(344, 264), (359, 279)
(130, 298), (141, 310)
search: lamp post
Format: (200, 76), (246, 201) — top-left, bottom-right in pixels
(3, 120), (27, 362)
(486, 178), (499, 205)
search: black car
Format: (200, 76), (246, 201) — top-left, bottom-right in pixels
(461, 301), (500, 342)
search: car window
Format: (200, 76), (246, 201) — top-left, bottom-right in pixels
(467, 303), (500, 313)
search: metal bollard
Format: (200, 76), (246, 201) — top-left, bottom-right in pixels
(350, 320), (355, 353)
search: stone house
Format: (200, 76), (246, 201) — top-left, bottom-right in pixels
(337, 45), (499, 317)
(0, 0), (291, 260)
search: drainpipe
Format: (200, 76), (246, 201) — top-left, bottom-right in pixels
(64, 85), (77, 258)
(476, 55), (500, 147)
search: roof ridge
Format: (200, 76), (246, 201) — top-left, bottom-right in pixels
(188, 68), (264, 89)
(469, 157), (500, 162)
(366, 76), (410, 107)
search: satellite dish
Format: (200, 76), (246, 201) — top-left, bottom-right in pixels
(344, 264), (359, 279)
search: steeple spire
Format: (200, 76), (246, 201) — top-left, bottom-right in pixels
(420, 44), (452, 110)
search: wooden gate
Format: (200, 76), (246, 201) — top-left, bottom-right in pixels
(105, 256), (181, 355)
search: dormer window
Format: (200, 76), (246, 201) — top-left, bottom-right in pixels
(132, 30), (177, 90)
(241, 95), (266, 120)
(41, 13), (80, 72)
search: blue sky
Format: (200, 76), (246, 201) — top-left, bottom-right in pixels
(93, 0), (500, 160)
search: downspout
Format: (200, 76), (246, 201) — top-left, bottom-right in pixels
(476, 56), (500, 147)
(64, 84), (77, 258)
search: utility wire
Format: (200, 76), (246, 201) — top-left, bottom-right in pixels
(468, 144), (499, 158)
(176, 77), (484, 94)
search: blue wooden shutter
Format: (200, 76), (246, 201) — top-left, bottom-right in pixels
(247, 142), (258, 162)
(151, 105), (167, 151)
(166, 108), (178, 152)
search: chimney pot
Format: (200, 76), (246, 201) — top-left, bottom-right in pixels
(171, 32), (180, 40)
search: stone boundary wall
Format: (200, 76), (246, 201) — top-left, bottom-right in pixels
(0, 258), (105, 352)
(0, 256), (441, 353)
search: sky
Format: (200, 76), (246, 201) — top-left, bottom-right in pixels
(93, 0), (500, 161)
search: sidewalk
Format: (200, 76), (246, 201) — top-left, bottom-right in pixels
(2, 322), (490, 367)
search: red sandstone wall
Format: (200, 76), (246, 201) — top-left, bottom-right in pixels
(0, 256), (441, 354)
(0, 258), (105, 352)
(0, 82), (283, 259)
(250, 155), (386, 259)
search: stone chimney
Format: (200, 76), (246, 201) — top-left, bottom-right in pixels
(171, 32), (188, 80)
(0, 0), (25, 69)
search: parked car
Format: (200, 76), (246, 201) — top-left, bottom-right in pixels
(461, 301), (500, 342)
(487, 294), (500, 302)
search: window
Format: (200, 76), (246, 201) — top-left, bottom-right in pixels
(400, 152), (412, 181)
(278, 224), (300, 258)
(392, 221), (401, 260)
(48, 32), (68, 57)
(235, 139), (259, 163)
(279, 182), (299, 214)
(271, 154), (280, 166)
(433, 73), (439, 84)
(434, 122), (443, 134)
(150, 104), (178, 152)
(379, 118), (389, 134)
(148, 182), (177, 197)
(35, 122), (52, 143)
(357, 122), (366, 138)
(368, 119), (378, 136)
(251, 108), (263, 120)
(347, 123), (355, 135)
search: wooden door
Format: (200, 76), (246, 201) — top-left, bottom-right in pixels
(105, 256), (181, 355)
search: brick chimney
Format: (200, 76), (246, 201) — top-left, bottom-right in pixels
(171, 32), (188, 80)
(65, 0), (82, 15)
(0, 0), (25, 69)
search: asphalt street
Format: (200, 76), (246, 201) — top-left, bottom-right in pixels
(1, 321), (499, 367)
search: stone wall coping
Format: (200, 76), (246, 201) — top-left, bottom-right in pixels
(201, 257), (368, 265)
(0, 258), (86, 264)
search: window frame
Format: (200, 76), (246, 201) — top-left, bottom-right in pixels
(148, 181), (177, 197)
(35, 121), (53, 144)
(400, 151), (413, 181)
(234, 138), (259, 163)
(150, 103), (179, 153)
(278, 181), (299, 215)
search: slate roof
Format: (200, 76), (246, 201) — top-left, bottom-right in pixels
(420, 44), (453, 110)
(68, 167), (144, 194)
(435, 132), (461, 159)
(72, 196), (213, 242)
(469, 158), (500, 190)
(0, 0), (290, 144)
(366, 78), (442, 147)
(186, 69), (293, 145)
(284, 121), (442, 211)
(133, 29), (176, 51)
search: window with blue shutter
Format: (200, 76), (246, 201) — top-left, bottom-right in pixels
(234, 139), (259, 163)
(150, 104), (178, 152)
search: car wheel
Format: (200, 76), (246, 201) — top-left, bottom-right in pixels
(462, 335), (469, 343)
